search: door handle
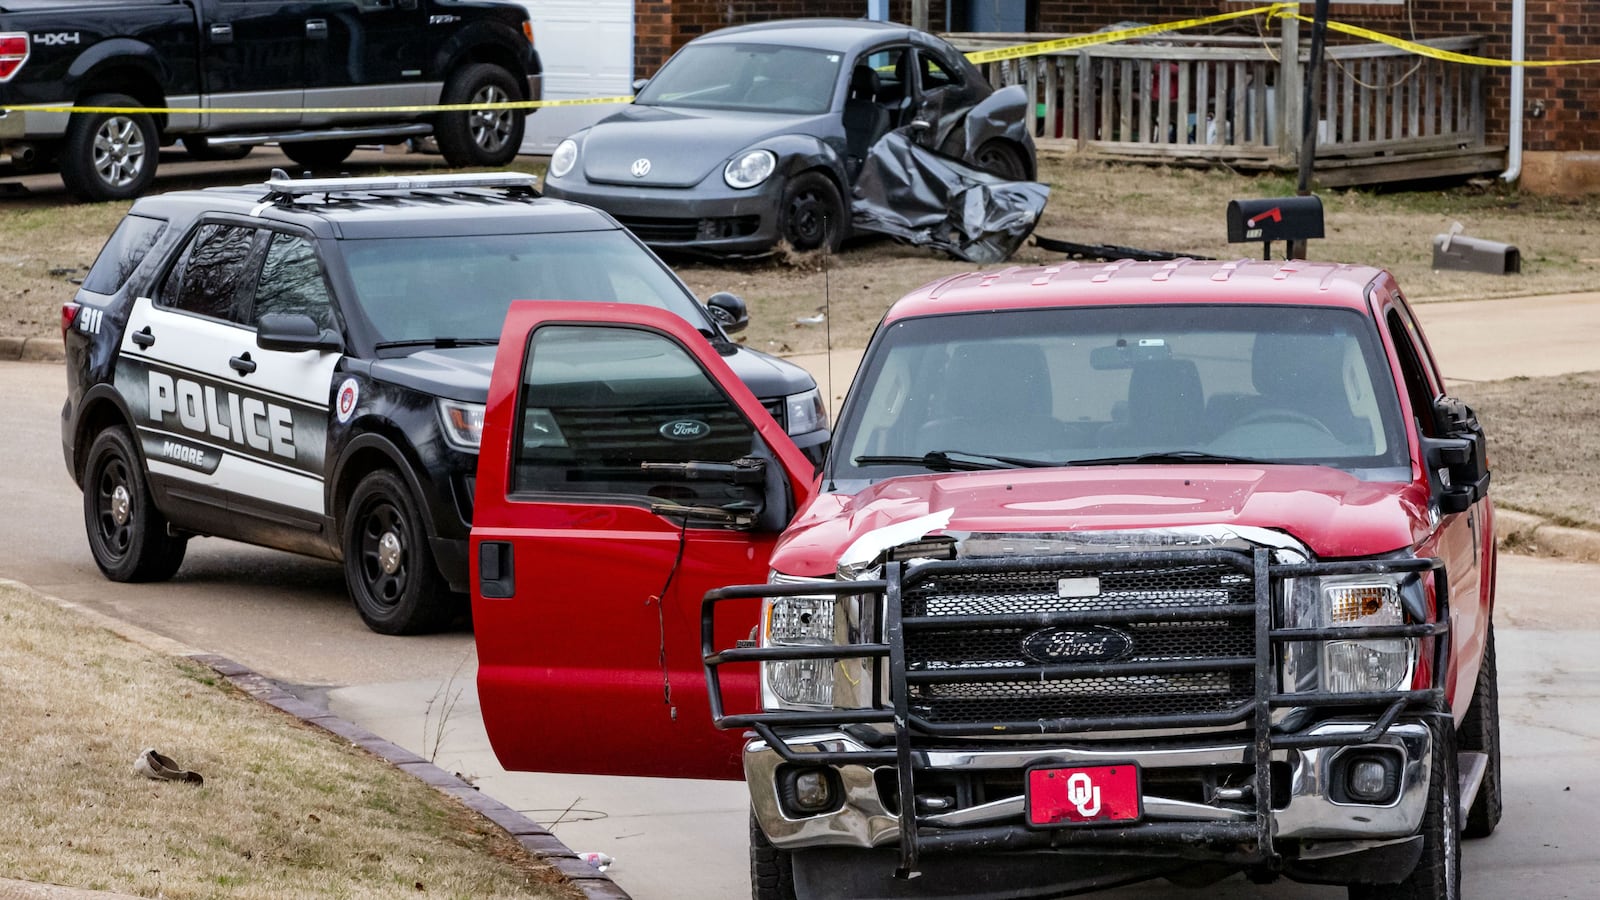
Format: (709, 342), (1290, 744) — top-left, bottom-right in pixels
(131, 327), (154, 349)
(209, 23), (234, 44)
(229, 352), (257, 375)
(306, 18), (329, 39)
(479, 541), (515, 599)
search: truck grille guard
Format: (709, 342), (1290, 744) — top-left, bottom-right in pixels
(702, 548), (1448, 876)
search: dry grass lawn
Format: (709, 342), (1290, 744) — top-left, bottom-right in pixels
(0, 580), (577, 900)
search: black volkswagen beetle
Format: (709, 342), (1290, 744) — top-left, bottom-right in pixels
(541, 18), (1036, 257)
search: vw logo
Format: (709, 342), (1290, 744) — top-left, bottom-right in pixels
(630, 158), (652, 178)
(1021, 626), (1134, 664)
(658, 419), (710, 441)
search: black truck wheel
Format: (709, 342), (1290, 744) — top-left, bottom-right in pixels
(779, 171), (844, 253)
(1348, 720), (1461, 900)
(342, 470), (451, 635)
(750, 809), (797, 900)
(61, 93), (159, 201)
(281, 139), (357, 170)
(1460, 623), (1503, 838)
(82, 426), (187, 582)
(434, 63), (524, 168)
(182, 136), (252, 162)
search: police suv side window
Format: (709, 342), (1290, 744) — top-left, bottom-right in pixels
(157, 224), (260, 324)
(252, 234), (335, 331)
(512, 324), (764, 516)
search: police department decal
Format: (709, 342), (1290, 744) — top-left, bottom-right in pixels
(336, 378), (360, 423)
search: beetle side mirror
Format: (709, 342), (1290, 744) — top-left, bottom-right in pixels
(705, 292), (750, 334)
(257, 313), (342, 353)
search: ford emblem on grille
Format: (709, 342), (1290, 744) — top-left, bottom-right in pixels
(631, 158), (652, 178)
(1022, 626), (1134, 664)
(659, 419), (711, 441)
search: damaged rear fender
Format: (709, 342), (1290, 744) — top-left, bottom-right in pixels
(944, 84), (1037, 179)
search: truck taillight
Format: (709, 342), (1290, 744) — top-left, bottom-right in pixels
(0, 33), (28, 82)
(61, 302), (80, 337)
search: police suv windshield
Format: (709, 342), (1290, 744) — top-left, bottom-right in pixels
(339, 230), (710, 350)
(833, 304), (1410, 482)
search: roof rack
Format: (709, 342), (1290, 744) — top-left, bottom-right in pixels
(263, 170), (539, 201)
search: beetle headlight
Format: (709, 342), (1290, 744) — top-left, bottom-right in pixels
(760, 574), (873, 711)
(724, 150), (776, 189)
(549, 139), (578, 179)
(1282, 574), (1416, 694)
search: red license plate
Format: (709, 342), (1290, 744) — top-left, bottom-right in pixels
(1026, 763), (1142, 827)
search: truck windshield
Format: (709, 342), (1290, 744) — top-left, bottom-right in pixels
(832, 304), (1410, 481)
(339, 230), (710, 348)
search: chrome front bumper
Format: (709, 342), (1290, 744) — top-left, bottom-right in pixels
(748, 720), (1431, 857)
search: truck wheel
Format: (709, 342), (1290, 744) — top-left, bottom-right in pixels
(750, 809), (797, 900)
(182, 136), (252, 162)
(60, 93), (159, 201)
(1348, 720), (1461, 900)
(434, 63), (524, 168)
(779, 172), (845, 253)
(972, 139), (1029, 181)
(281, 139), (357, 170)
(342, 470), (451, 635)
(82, 427), (187, 582)
(1460, 623), (1502, 838)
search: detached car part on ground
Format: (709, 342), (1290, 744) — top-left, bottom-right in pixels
(60, 173), (828, 636)
(541, 18), (1039, 260)
(471, 259), (1498, 899)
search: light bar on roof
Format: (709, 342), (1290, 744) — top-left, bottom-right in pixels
(265, 172), (538, 195)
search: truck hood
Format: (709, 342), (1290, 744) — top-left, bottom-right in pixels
(771, 465), (1431, 576)
(574, 105), (834, 187)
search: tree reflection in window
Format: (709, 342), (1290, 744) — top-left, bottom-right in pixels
(253, 234), (335, 330)
(159, 224), (258, 323)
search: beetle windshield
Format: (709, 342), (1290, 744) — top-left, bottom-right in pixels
(339, 230), (710, 349)
(831, 305), (1410, 481)
(635, 43), (844, 114)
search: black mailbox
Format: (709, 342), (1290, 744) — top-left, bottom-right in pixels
(1226, 196), (1325, 244)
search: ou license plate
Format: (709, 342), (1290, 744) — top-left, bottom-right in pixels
(1026, 763), (1142, 827)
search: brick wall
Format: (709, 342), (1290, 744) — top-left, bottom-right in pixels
(636, 2), (1596, 152)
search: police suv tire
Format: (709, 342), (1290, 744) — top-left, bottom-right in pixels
(82, 427), (187, 583)
(779, 172), (845, 254)
(434, 63), (525, 168)
(750, 809), (797, 900)
(61, 94), (160, 202)
(1348, 719), (1461, 900)
(342, 470), (451, 635)
(182, 136), (252, 162)
(281, 140), (358, 171)
(1460, 623), (1503, 838)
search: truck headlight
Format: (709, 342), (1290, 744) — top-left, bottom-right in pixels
(1283, 574), (1416, 694)
(549, 139), (578, 179)
(760, 574), (872, 711)
(783, 388), (828, 436)
(724, 150), (776, 189)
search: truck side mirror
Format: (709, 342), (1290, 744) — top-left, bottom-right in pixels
(257, 313), (342, 353)
(706, 292), (750, 334)
(1421, 396), (1490, 515)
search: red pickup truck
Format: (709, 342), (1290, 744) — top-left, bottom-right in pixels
(471, 259), (1497, 899)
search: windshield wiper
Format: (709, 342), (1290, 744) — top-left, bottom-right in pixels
(1067, 450), (1274, 467)
(853, 450), (1055, 471)
(373, 337), (499, 351)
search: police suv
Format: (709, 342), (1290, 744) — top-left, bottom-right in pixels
(61, 172), (830, 634)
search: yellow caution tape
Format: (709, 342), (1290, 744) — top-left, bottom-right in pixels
(8, 96), (635, 116)
(963, 3), (1293, 64)
(1272, 10), (1600, 67)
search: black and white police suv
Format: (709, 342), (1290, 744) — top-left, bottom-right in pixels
(60, 172), (830, 634)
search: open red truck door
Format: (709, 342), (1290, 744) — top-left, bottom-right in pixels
(471, 302), (816, 780)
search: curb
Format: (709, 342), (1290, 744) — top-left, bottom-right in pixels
(1495, 509), (1600, 563)
(0, 336), (64, 363)
(4, 578), (630, 900)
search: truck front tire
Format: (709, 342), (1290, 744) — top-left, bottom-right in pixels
(750, 809), (797, 900)
(1460, 624), (1503, 838)
(1348, 719), (1461, 900)
(434, 63), (525, 168)
(61, 94), (159, 201)
(281, 139), (357, 170)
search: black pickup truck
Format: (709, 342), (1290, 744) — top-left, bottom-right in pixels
(0, 0), (541, 200)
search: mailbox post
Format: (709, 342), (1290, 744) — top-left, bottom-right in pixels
(1226, 197), (1325, 260)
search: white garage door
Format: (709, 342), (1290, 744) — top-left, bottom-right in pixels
(514, 0), (635, 154)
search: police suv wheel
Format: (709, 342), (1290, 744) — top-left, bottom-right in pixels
(435, 63), (525, 168)
(61, 94), (159, 202)
(343, 470), (450, 635)
(1348, 719), (1461, 900)
(82, 427), (187, 582)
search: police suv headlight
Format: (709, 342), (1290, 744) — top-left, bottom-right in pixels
(548, 139), (578, 180)
(783, 388), (828, 436)
(1282, 573), (1417, 695)
(724, 150), (776, 189)
(760, 573), (873, 711)
(437, 399), (486, 451)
